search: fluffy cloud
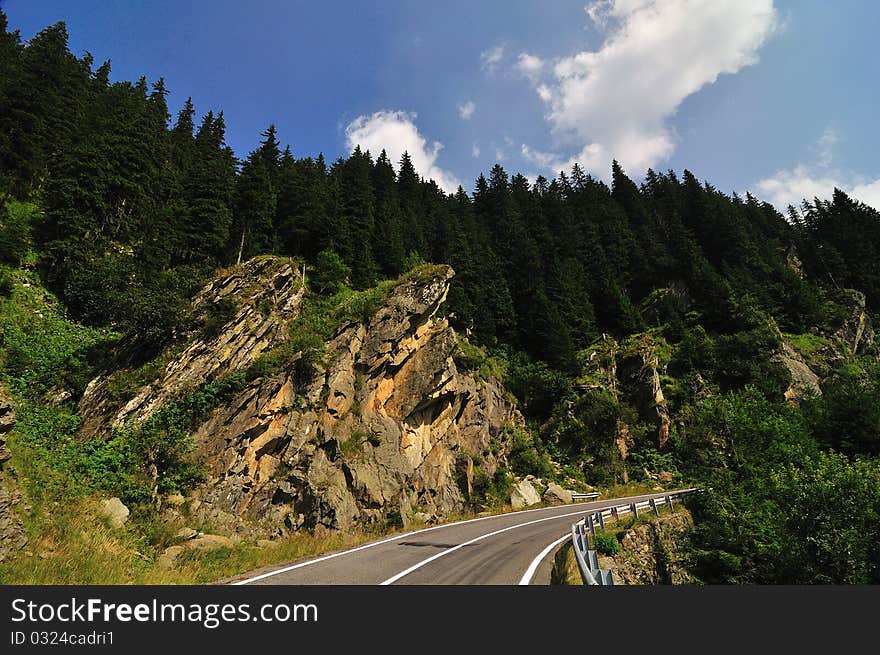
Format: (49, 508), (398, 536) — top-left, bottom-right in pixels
(515, 53), (545, 81)
(345, 110), (461, 193)
(480, 44), (505, 74)
(472, 142), (481, 158)
(458, 100), (476, 120)
(524, 0), (778, 176)
(755, 168), (880, 212)
(754, 130), (880, 211)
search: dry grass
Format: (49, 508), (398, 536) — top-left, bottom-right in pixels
(550, 541), (583, 585)
(0, 497), (384, 585)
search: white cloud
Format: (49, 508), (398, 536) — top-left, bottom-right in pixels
(852, 180), (880, 210)
(814, 126), (838, 168)
(480, 44), (505, 74)
(472, 142), (481, 158)
(527, 0), (778, 177)
(753, 129), (880, 211)
(516, 53), (545, 82)
(458, 100), (476, 120)
(755, 166), (880, 212)
(344, 110), (460, 193)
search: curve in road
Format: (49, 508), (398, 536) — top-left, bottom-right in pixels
(229, 490), (691, 585)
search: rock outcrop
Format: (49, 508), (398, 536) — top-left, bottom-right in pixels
(598, 511), (693, 585)
(80, 258), (521, 536)
(835, 289), (875, 355)
(775, 341), (822, 402)
(78, 257), (306, 437)
(0, 389), (27, 561)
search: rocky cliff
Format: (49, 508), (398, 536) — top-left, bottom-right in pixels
(598, 511), (694, 585)
(79, 258), (521, 536)
(0, 388), (27, 562)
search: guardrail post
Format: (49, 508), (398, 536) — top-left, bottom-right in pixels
(587, 513), (596, 536)
(665, 495), (674, 513)
(650, 498), (660, 517)
(596, 511), (605, 530)
(611, 506), (618, 520)
(631, 503), (638, 520)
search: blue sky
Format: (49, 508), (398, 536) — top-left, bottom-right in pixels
(5, 0), (880, 209)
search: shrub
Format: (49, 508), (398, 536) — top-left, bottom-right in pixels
(0, 201), (35, 265)
(311, 249), (350, 295)
(593, 531), (621, 556)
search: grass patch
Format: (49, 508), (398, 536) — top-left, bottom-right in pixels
(453, 334), (507, 381)
(0, 266), (118, 398)
(783, 332), (832, 358)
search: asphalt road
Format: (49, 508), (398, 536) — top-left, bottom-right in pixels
(227, 490), (688, 585)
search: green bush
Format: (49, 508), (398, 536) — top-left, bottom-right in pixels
(0, 201), (35, 265)
(593, 531), (621, 556)
(311, 249), (350, 295)
(507, 427), (554, 479)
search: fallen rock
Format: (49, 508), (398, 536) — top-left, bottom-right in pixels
(175, 527), (199, 541)
(186, 534), (235, 551)
(156, 545), (184, 570)
(510, 479), (541, 509)
(542, 483), (573, 505)
(98, 497), (130, 528)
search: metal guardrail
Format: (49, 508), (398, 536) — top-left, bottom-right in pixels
(571, 492), (601, 501)
(569, 489), (698, 586)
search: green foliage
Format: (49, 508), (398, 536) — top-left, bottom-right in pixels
(687, 453), (880, 584)
(0, 272), (116, 397)
(0, 201), (35, 265)
(547, 387), (628, 484)
(507, 426), (554, 480)
(453, 335), (507, 381)
(593, 531), (621, 556)
(803, 359), (880, 456)
(505, 351), (571, 419)
(783, 332), (832, 358)
(311, 249), (350, 294)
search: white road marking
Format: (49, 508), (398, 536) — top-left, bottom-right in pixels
(233, 502), (593, 585)
(379, 507), (594, 585)
(233, 489), (693, 585)
(518, 533), (571, 586)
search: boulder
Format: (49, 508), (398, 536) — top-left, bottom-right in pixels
(175, 527), (198, 541)
(510, 479), (541, 509)
(542, 483), (573, 505)
(186, 534), (235, 551)
(98, 497), (130, 529)
(156, 545), (184, 570)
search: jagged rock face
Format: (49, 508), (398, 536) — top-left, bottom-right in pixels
(597, 511), (694, 585)
(78, 258), (305, 437)
(617, 345), (671, 450)
(835, 289), (875, 355)
(0, 389), (28, 561)
(93, 260), (521, 535)
(775, 342), (822, 402)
